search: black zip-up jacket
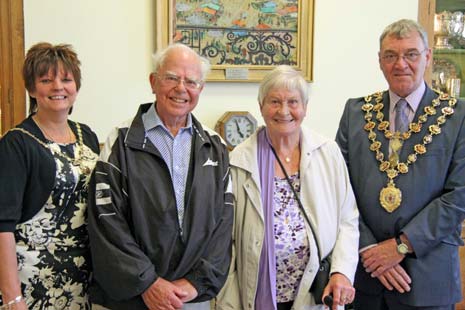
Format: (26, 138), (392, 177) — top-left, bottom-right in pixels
(87, 103), (234, 309)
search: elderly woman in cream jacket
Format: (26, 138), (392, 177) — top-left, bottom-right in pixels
(215, 66), (359, 310)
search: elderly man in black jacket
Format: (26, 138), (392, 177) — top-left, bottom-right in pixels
(88, 43), (234, 310)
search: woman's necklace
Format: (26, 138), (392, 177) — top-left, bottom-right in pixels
(362, 91), (456, 213)
(278, 144), (300, 164)
(9, 122), (96, 177)
(34, 119), (74, 144)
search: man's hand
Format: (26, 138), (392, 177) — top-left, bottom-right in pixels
(376, 264), (412, 293)
(172, 278), (198, 303)
(142, 277), (188, 310)
(361, 238), (404, 277)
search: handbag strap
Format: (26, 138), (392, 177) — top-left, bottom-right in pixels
(269, 144), (323, 263)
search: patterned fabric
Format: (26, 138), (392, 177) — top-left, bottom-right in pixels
(273, 173), (310, 303)
(14, 141), (97, 310)
(395, 99), (410, 133)
(143, 105), (193, 230)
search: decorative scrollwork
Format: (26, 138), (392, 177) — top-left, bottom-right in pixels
(202, 45), (226, 65)
(175, 26), (297, 66)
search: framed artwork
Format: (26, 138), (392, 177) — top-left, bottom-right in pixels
(155, 0), (314, 82)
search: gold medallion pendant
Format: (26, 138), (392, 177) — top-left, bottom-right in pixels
(379, 182), (402, 213)
(9, 123), (98, 184)
(362, 90), (456, 213)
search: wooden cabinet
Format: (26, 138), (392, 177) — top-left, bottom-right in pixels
(0, 0), (26, 136)
(418, 2), (465, 309)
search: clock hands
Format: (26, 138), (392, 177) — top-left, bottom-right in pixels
(235, 119), (244, 138)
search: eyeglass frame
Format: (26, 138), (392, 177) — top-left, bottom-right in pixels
(157, 71), (204, 90)
(379, 48), (428, 64)
(263, 97), (304, 108)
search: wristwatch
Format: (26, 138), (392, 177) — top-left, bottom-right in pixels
(396, 235), (409, 255)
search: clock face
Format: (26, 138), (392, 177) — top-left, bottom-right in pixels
(224, 115), (256, 147)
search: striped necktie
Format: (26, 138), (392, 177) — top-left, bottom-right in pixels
(395, 99), (409, 133)
(389, 99), (410, 166)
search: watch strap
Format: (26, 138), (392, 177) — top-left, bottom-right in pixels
(395, 234), (409, 255)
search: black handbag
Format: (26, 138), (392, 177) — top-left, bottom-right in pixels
(270, 145), (331, 305)
(309, 257), (330, 304)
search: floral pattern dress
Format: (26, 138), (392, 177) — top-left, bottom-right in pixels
(274, 173), (311, 303)
(14, 141), (98, 310)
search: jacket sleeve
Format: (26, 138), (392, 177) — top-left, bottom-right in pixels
(328, 143), (360, 284)
(0, 132), (27, 232)
(214, 166), (241, 310)
(87, 131), (157, 301)
(402, 103), (465, 257)
(184, 143), (234, 301)
(335, 99), (378, 249)
(213, 235), (240, 310)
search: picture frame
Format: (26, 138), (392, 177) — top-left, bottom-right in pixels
(155, 0), (314, 82)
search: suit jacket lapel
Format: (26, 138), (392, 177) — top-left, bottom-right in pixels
(380, 91), (391, 157)
(399, 87), (438, 159)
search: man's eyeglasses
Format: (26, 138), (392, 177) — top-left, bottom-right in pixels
(380, 49), (427, 64)
(158, 73), (203, 90)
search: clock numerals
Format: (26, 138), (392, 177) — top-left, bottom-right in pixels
(225, 116), (254, 146)
(215, 112), (258, 150)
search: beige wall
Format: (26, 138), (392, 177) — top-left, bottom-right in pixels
(24, 0), (418, 141)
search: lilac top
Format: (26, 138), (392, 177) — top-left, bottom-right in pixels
(274, 173), (310, 303)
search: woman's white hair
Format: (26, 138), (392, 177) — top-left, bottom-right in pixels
(258, 65), (308, 106)
(151, 43), (211, 81)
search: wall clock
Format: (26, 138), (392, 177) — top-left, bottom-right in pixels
(215, 111), (258, 150)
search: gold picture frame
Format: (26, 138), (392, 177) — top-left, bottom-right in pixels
(155, 0), (314, 82)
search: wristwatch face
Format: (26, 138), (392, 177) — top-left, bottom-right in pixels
(397, 243), (409, 255)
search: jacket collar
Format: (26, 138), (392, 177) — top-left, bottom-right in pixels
(230, 128), (260, 178)
(230, 125), (330, 181)
(300, 126), (330, 169)
(124, 102), (211, 153)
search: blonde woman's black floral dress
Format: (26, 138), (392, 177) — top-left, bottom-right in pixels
(0, 118), (99, 310)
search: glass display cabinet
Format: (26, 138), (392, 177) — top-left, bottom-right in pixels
(418, 3), (465, 309)
(419, 0), (465, 99)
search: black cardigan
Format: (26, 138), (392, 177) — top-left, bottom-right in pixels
(0, 116), (99, 232)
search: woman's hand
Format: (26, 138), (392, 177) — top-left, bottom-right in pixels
(322, 272), (354, 309)
(2, 298), (28, 310)
(16, 299), (28, 310)
(0, 233), (25, 309)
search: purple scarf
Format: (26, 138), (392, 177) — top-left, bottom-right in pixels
(255, 128), (277, 310)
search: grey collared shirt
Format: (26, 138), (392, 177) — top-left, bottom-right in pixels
(142, 103), (193, 232)
(389, 82), (426, 132)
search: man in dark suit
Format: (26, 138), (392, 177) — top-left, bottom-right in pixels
(336, 19), (465, 310)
